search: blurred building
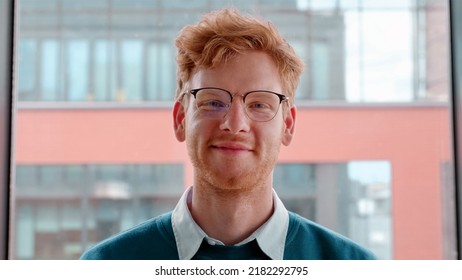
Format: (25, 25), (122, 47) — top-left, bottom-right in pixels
(12, 0), (453, 260)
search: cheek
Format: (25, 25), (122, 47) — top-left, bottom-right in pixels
(256, 124), (284, 151)
(185, 117), (215, 145)
(267, 117), (286, 138)
(184, 109), (201, 135)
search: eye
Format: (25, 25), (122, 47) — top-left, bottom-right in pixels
(245, 92), (278, 112)
(197, 99), (229, 111)
(247, 101), (271, 110)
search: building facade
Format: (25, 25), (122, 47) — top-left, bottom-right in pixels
(11, 0), (454, 260)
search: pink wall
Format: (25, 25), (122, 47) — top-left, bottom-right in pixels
(14, 105), (451, 259)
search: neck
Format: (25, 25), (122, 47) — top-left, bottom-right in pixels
(188, 180), (274, 245)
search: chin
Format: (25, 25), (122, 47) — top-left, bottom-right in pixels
(193, 157), (275, 192)
(208, 169), (266, 193)
(209, 181), (256, 197)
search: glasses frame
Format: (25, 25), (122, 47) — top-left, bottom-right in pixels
(183, 87), (289, 122)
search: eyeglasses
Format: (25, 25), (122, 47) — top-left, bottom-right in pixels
(182, 87), (289, 122)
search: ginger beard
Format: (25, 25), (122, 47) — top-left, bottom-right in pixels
(185, 118), (284, 196)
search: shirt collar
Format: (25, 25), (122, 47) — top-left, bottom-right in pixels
(171, 186), (289, 260)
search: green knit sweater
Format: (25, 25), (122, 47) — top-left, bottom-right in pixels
(80, 212), (376, 260)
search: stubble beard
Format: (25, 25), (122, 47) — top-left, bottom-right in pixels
(188, 141), (280, 197)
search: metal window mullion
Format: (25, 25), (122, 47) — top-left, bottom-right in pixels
(0, 0), (15, 260)
(449, 0), (462, 260)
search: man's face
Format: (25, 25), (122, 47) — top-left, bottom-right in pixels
(173, 51), (296, 192)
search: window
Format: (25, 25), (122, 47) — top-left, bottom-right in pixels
(275, 161), (392, 259)
(14, 164), (183, 259)
(1, 0), (458, 260)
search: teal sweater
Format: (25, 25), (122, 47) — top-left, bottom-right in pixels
(80, 212), (376, 260)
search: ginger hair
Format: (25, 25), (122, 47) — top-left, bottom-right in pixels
(174, 8), (304, 104)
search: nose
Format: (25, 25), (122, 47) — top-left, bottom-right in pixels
(219, 97), (250, 134)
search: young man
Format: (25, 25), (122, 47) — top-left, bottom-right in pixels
(81, 8), (376, 260)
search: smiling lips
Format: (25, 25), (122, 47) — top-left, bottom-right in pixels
(211, 142), (253, 152)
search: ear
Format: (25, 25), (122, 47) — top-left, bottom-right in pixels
(173, 100), (186, 142)
(282, 105), (296, 146)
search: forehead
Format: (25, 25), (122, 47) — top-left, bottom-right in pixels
(190, 51), (282, 93)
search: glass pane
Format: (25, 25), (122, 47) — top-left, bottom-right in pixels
(121, 40), (143, 101)
(18, 40), (37, 98)
(93, 40), (110, 101)
(11, 0), (456, 260)
(40, 40), (60, 101)
(67, 41), (90, 101)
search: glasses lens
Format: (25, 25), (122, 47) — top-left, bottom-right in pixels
(194, 88), (231, 117)
(244, 91), (281, 121)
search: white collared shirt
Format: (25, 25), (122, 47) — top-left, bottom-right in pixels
(171, 186), (289, 260)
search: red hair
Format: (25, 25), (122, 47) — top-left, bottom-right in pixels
(175, 8), (304, 103)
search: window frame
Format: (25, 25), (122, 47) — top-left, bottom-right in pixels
(449, 0), (462, 259)
(0, 0), (14, 260)
(0, 0), (461, 260)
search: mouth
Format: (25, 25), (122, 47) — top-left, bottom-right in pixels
(211, 142), (253, 152)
